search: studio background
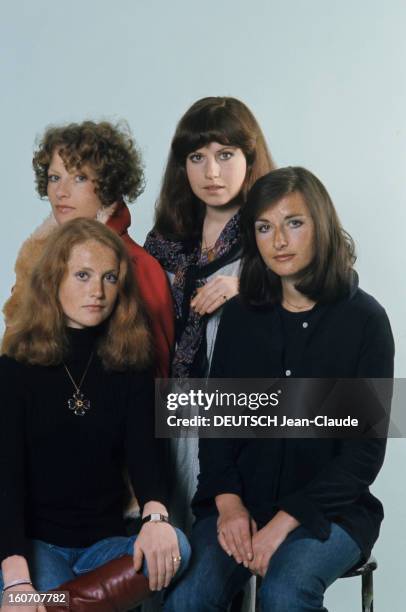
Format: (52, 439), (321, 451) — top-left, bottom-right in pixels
(1, 0), (405, 608)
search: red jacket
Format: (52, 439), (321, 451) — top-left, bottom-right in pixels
(107, 203), (174, 377)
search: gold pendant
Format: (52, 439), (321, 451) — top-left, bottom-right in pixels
(68, 391), (91, 416)
(207, 248), (216, 263)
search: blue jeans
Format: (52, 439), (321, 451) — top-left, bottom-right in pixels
(0, 529), (190, 592)
(164, 515), (362, 612)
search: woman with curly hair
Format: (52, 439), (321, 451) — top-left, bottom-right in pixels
(0, 219), (190, 612)
(3, 120), (173, 377)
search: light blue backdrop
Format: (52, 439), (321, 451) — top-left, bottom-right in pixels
(1, 1), (405, 608)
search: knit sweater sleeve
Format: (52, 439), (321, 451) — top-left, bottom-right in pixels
(125, 372), (169, 511)
(0, 357), (28, 563)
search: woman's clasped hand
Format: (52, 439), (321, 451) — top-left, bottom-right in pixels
(215, 494), (299, 577)
(190, 275), (239, 315)
(215, 494), (256, 567)
(134, 513), (181, 591)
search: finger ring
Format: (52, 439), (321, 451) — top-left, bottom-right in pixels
(172, 555), (182, 563)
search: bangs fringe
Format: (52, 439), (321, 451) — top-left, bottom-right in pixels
(174, 126), (239, 155)
(172, 108), (256, 161)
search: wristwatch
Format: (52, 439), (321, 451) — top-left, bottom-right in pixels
(141, 513), (169, 525)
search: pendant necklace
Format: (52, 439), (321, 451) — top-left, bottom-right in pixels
(64, 352), (94, 416)
(202, 236), (216, 262)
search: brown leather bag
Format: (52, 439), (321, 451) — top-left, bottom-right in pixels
(47, 554), (151, 611)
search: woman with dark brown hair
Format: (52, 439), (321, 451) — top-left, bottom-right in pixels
(145, 96), (274, 379)
(165, 167), (394, 611)
(144, 97), (275, 538)
(0, 219), (189, 612)
(3, 120), (174, 378)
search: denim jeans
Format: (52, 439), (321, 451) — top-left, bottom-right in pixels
(0, 529), (190, 593)
(164, 515), (362, 612)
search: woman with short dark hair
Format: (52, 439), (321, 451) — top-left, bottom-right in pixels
(0, 219), (189, 612)
(164, 167), (394, 612)
(240, 165), (356, 305)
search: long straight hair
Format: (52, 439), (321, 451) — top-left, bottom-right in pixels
(154, 96), (275, 241)
(239, 167), (356, 305)
(2, 218), (152, 370)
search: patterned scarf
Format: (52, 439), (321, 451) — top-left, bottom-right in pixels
(144, 212), (242, 377)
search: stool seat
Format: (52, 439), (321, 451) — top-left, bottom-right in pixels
(341, 555), (377, 578)
(250, 555), (378, 612)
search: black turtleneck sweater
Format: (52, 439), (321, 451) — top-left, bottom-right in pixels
(0, 327), (167, 563)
